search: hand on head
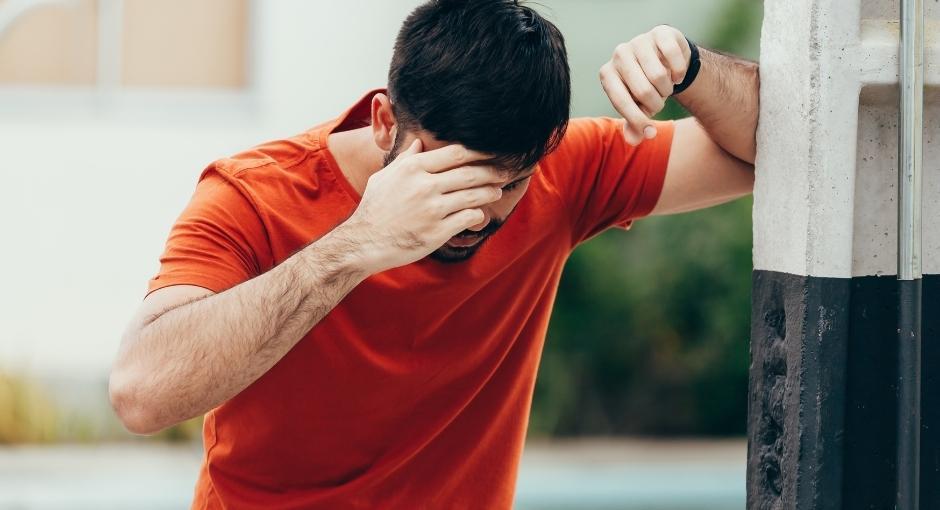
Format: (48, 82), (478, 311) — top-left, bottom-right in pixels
(343, 140), (506, 272)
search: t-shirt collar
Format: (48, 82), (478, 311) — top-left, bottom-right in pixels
(327, 88), (388, 136)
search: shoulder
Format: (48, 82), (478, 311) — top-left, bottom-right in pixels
(211, 125), (329, 179)
(540, 116), (676, 173)
(548, 117), (620, 157)
(199, 123), (336, 202)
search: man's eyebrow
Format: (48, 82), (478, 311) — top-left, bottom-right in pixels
(475, 156), (538, 184)
(504, 170), (537, 185)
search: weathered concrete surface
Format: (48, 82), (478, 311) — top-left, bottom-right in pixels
(853, 89), (940, 277)
(750, 0), (940, 508)
(748, 272), (851, 510)
(753, 0), (939, 278)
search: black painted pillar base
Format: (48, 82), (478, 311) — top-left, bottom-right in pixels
(747, 271), (939, 509)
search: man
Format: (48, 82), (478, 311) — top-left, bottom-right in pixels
(110, 1), (757, 508)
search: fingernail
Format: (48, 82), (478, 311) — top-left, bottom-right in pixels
(644, 126), (657, 139)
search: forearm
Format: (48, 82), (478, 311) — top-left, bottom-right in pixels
(113, 139), (504, 434)
(674, 47), (759, 164)
(112, 225), (369, 433)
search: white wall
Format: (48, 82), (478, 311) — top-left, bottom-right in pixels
(0, 1), (422, 377)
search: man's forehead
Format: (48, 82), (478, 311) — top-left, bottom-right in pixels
(416, 133), (536, 180)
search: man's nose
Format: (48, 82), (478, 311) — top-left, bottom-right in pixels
(467, 209), (492, 232)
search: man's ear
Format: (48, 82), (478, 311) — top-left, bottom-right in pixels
(371, 93), (397, 152)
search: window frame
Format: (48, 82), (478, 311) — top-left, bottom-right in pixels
(0, 0), (260, 123)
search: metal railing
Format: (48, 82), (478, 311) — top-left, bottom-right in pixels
(896, 0), (925, 507)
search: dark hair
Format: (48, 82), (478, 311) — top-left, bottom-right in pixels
(388, 0), (570, 174)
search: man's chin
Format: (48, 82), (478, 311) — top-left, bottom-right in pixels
(427, 239), (487, 263)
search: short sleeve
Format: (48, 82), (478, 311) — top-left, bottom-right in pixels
(146, 165), (270, 297)
(542, 117), (674, 245)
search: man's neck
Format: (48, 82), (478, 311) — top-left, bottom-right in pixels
(327, 126), (386, 197)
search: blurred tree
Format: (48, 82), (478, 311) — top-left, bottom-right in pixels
(0, 372), (60, 443)
(156, 416), (204, 442)
(530, 0), (763, 437)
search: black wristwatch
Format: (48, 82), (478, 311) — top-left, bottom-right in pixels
(672, 37), (701, 96)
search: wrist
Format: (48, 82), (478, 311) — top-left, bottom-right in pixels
(320, 219), (388, 277)
(296, 223), (375, 285)
(672, 37), (702, 96)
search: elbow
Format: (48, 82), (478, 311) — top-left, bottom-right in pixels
(744, 165), (756, 193)
(108, 367), (166, 436)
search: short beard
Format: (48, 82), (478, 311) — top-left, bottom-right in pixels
(429, 245), (482, 263)
(428, 217), (505, 263)
(383, 130), (407, 167)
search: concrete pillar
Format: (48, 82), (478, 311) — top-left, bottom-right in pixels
(750, 0), (939, 508)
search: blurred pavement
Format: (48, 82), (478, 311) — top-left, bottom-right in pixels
(0, 439), (745, 510)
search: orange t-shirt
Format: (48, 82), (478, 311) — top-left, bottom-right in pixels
(148, 90), (674, 509)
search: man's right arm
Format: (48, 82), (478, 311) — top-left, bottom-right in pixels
(110, 225), (370, 435)
(110, 141), (504, 434)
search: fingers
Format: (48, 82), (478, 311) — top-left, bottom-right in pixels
(613, 47), (666, 116)
(437, 185), (502, 217)
(408, 144), (491, 174)
(441, 208), (486, 236)
(600, 63), (650, 145)
(633, 38), (674, 98)
(653, 28), (690, 84)
(393, 139), (423, 162)
(601, 26), (693, 145)
(433, 165), (505, 193)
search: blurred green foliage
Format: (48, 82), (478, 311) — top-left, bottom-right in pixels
(0, 368), (202, 443)
(156, 416), (204, 443)
(0, 371), (60, 443)
(529, 0), (763, 437)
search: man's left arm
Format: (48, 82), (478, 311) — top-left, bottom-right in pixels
(599, 25), (759, 215)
